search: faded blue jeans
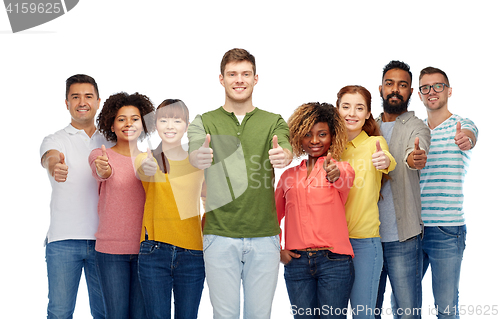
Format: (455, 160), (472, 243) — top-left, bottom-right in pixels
(350, 238), (383, 319)
(203, 235), (280, 319)
(376, 235), (423, 319)
(45, 239), (105, 319)
(422, 225), (466, 319)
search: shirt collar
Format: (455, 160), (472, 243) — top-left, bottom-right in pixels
(63, 124), (81, 135)
(376, 111), (415, 124)
(350, 130), (369, 148)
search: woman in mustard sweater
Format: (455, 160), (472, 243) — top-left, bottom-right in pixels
(135, 99), (205, 319)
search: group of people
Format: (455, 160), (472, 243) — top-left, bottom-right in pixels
(40, 48), (477, 319)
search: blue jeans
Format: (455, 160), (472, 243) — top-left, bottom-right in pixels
(376, 236), (423, 319)
(203, 234), (280, 319)
(95, 252), (146, 319)
(138, 240), (205, 319)
(350, 238), (383, 319)
(284, 250), (354, 319)
(45, 239), (105, 319)
(422, 225), (466, 319)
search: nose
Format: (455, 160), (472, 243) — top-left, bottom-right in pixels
(311, 135), (319, 144)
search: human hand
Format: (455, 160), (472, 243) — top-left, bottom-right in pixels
(52, 152), (68, 183)
(410, 137), (427, 169)
(454, 122), (473, 151)
(372, 140), (390, 170)
(95, 145), (111, 178)
(323, 153), (340, 183)
(141, 148), (157, 176)
(194, 134), (213, 170)
(280, 249), (300, 265)
(269, 135), (291, 168)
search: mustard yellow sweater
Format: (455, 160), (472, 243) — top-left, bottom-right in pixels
(135, 154), (205, 250)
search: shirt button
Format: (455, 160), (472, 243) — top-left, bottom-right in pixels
(237, 132), (241, 135)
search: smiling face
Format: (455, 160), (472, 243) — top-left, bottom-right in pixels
(418, 73), (452, 112)
(301, 122), (332, 160)
(338, 93), (370, 140)
(111, 105), (143, 144)
(219, 60), (258, 104)
(156, 116), (188, 147)
(65, 83), (100, 129)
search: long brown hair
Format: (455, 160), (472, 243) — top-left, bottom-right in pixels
(336, 85), (381, 137)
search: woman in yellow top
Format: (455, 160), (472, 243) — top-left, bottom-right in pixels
(135, 99), (206, 319)
(336, 86), (396, 319)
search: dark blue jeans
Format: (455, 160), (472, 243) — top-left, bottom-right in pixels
(95, 252), (146, 319)
(138, 240), (205, 319)
(284, 250), (354, 319)
(376, 236), (423, 319)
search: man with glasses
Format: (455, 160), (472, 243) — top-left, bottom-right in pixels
(418, 67), (477, 319)
(375, 60), (431, 319)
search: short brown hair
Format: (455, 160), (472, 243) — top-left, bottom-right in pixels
(419, 66), (450, 85)
(220, 48), (256, 75)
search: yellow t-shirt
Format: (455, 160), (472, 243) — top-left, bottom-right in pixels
(135, 154), (205, 250)
(341, 131), (396, 238)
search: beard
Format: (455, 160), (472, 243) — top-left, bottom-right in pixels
(382, 92), (410, 114)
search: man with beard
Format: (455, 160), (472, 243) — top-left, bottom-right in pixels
(374, 61), (431, 319)
(418, 67), (477, 319)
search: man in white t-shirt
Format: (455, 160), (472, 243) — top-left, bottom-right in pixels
(418, 67), (477, 319)
(40, 74), (111, 319)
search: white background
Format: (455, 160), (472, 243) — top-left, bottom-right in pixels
(1, 1), (498, 318)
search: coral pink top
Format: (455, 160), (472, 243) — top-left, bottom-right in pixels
(275, 157), (355, 257)
(89, 148), (145, 254)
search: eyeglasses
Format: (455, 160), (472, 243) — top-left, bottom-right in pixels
(419, 83), (449, 95)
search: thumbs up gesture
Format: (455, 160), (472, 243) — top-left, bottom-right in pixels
(53, 152), (68, 183)
(95, 145), (111, 178)
(372, 140), (390, 170)
(193, 134), (213, 170)
(141, 148), (158, 176)
(454, 122), (473, 150)
(409, 137), (427, 169)
(269, 135), (292, 169)
(323, 153), (340, 183)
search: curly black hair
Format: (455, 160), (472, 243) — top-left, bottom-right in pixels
(97, 92), (156, 142)
(382, 60), (412, 83)
(287, 102), (347, 160)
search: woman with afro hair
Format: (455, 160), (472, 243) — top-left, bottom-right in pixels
(275, 102), (355, 318)
(88, 92), (155, 319)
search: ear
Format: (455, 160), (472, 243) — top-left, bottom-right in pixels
(219, 74), (225, 87)
(418, 92), (423, 101)
(65, 99), (69, 110)
(378, 85), (382, 96)
(448, 87), (452, 98)
(254, 74), (259, 85)
(111, 125), (114, 133)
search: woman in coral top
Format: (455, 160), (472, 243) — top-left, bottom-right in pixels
(336, 86), (396, 319)
(135, 99), (206, 319)
(275, 102), (355, 319)
(89, 92), (155, 319)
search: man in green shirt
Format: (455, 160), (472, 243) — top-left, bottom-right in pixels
(188, 48), (292, 319)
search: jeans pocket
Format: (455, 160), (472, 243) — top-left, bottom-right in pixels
(203, 234), (217, 252)
(188, 249), (204, 257)
(325, 251), (351, 262)
(269, 235), (281, 251)
(437, 226), (461, 237)
(139, 240), (158, 256)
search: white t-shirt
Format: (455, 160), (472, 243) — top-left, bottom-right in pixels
(40, 124), (113, 244)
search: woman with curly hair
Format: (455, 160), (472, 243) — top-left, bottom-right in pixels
(88, 92), (155, 319)
(336, 85), (396, 319)
(275, 102), (355, 318)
